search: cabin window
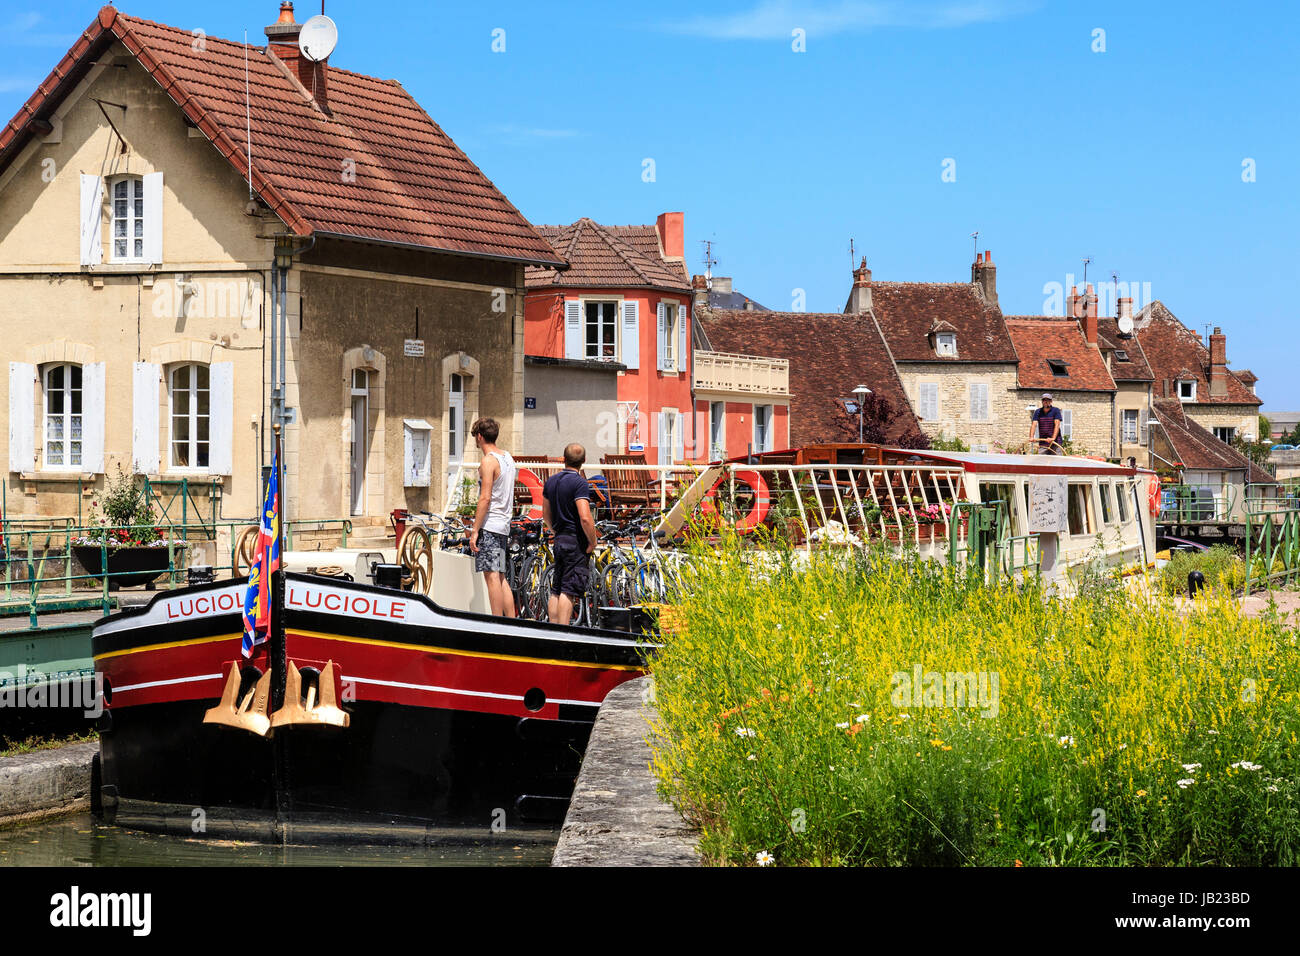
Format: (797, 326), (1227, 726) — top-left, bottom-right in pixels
(1099, 482), (1115, 524)
(1067, 482), (1093, 536)
(1116, 480), (1131, 523)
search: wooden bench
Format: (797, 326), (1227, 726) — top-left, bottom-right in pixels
(599, 454), (660, 513)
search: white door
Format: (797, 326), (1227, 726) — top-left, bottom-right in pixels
(445, 373), (466, 504)
(350, 369), (369, 516)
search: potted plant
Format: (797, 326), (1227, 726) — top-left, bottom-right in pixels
(73, 468), (183, 589)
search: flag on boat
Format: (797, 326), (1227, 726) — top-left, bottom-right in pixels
(241, 444), (281, 657)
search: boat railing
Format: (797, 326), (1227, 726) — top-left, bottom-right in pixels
(1157, 483), (1237, 523)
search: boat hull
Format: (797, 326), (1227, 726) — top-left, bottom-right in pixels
(93, 573), (650, 841)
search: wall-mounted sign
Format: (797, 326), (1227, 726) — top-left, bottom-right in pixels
(628, 442), (645, 453)
(524, 397), (536, 409)
(403, 339), (425, 358)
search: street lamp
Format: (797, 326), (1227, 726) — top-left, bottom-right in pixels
(853, 385), (871, 443)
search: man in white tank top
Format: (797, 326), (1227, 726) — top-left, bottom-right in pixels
(469, 417), (517, 617)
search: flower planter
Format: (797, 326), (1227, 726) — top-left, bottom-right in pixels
(73, 544), (177, 589)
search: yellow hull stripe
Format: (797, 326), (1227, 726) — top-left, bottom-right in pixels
(289, 628), (645, 672)
(94, 633), (242, 661)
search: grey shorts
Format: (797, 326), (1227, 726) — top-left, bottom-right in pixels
(475, 530), (510, 574)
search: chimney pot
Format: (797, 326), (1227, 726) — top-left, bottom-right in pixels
(976, 252), (983, 265)
(277, 1), (295, 25)
(655, 212), (685, 260)
(984, 249), (991, 264)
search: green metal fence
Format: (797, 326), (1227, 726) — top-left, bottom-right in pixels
(948, 500), (1040, 583)
(1157, 483), (1238, 523)
(1244, 487), (1300, 591)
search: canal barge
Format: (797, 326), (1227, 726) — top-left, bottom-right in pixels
(92, 571), (651, 843)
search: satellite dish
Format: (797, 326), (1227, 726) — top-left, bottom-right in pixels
(299, 15), (338, 62)
(1117, 314), (1134, 335)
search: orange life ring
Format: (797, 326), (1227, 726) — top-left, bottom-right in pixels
(1146, 475), (1161, 516)
(699, 470), (771, 532)
(517, 468), (543, 521)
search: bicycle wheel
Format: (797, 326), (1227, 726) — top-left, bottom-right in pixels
(532, 564), (554, 621)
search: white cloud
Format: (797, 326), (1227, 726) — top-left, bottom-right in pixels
(665, 0), (1036, 40)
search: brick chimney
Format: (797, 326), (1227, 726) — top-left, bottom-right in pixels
(266, 2), (330, 113)
(1209, 326), (1228, 397)
(1081, 283), (1098, 346)
(711, 276), (733, 295)
(971, 249), (997, 307)
(1116, 296), (1133, 329)
(656, 212), (684, 260)
(848, 257), (872, 313)
(691, 274), (709, 313)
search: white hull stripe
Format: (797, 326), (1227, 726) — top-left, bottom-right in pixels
(348, 675), (600, 707)
(113, 671), (601, 708)
(115, 673), (223, 694)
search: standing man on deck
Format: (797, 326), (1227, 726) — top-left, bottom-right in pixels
(469, 418), (517, 618)
(542, 443), (597, 625)
(1029, 393), (1064, 455)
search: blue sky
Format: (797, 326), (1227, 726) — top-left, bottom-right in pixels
(4, 1), (1298, 411)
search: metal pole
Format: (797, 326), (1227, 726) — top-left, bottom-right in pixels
(859, 405), (864, 443)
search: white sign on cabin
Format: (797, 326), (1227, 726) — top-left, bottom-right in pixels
(404, 339), (425, 358)
(1028, 475), (1068, 533)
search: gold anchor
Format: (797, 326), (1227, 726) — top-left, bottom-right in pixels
(203, 664), (272, 736)
(269, 660), (350, 729)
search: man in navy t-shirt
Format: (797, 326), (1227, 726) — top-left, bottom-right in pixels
(1029, 393), (1064, 454)
(542, 443), (598, 625)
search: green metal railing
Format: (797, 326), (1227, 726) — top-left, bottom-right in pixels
(140, 477), (225, 538)
(1244, 490), (1300, 591)
(948, 500), (1041, 583)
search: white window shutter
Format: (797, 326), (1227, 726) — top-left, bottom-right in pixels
(82, 362), (106, 474)
(1062, 408), (1073, 440)
(657, 304), (669, 371)
(970, 383), (989, 421)
(564, 300), (582, 359)
(1138, 408), (1149, 443)
(673, 410), (684, 462)
(656, 410), (667, 465)
(209, 362), (234, 475)
(8, 362), (36, 473)
(79, 175), (102, 266)
(919, 383), (938, 421)
(677, 305), (687, 375)
(143, 172), (163, 265)
(621, 300), (640, 370)
(132, 362), (160, 474)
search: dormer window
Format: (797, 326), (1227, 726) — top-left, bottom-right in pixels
(935, 333), (957, 357)
(1177, 379), (1197, 401)
(1047, 358), (1069, 377)
(1114, 349), (1129, 361)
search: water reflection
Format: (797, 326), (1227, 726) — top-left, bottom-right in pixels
(0, 813), (556, 866)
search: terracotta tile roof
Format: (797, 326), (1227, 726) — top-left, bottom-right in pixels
(1135, 302), (1261, 406)
(1003, 317), (1116, 392)
(868, 282), (1017, 364)
(524, 219), (690, 292)
(0, 7), (563, 266)
(1095, 317), (1155, 382)
(1152, 399), (1254, 472)
(699, 309), (924, 446)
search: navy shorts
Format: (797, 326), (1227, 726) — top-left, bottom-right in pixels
(551, 535), (589, 598)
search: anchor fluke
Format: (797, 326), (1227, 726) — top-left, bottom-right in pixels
(203, 664), (272, 736)
(270, 660), (351, 729)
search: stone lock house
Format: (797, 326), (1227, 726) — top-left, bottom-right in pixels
(0, 5), (563, 529)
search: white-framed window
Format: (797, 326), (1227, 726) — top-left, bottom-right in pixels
(918, 382), (939, 421)
(754, 404), (774, 452)
(1122, 409), (1139, 443)
(403, 419), (434, 487)
(446, 372), (464, 463)
(1178, 379), (1197, 401)
(168, 363), (210, 470)
(935, 333), (957, 357)
(709, 401), (726, 461)
(110, 176), (146, 262)
(1213, 426), (1235, 445)
(584, 301), (618, 361)
(657, 301), (687, 374)
(43, 363), (83, 469)
(968, 382), (989, 421)
(657, 408), (683, 465)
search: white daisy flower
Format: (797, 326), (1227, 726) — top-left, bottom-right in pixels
(855, 713), (870, 723)
(1181, 763), (1201, 772)
(756, 850), (774, 867)
(735, 727), (756, 738)
(835, 722), (851, 729)
(746, 754), (757, 761)
(1058, 736), (1076, 747)
(1177, 778), (1196, 789)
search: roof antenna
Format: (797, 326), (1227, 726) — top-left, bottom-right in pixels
(970, 231), (979, 260)
(700, 239), (716, 289)
(1082, 256), (1091, 287)
(849, 237), (855, 270)
(243, 31), (252, 200)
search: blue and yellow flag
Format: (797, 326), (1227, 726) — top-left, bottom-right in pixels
(241, 445), (281, 657)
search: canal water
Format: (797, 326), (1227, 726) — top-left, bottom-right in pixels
(0, 813), (557, 866)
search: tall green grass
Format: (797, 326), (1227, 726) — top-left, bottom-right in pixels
(649, 542), (1300, 865)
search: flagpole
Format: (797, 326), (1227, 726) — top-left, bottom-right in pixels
(271, 423), (286, 711)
